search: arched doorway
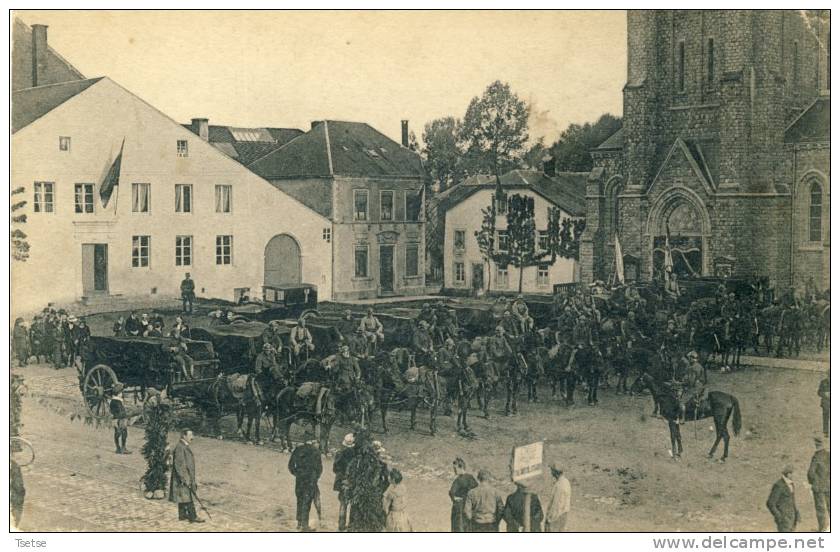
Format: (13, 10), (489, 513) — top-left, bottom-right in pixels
(646, 188), (711, 280)
(264, 234), (301, 287)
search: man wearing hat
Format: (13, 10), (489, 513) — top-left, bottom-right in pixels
(180, 272), (196, 314)
(501, 311), (520, 339)
(412, 320), (434, 365)
(807, 437), (830, 532)
(818, 374), (830, 438)
(255, 342), (280, 381)
(359, 308), (385, 356)
(288, 431), (322, 531)
(170, 428), (203, 523)
(766, 465), (801, 532)
(417, 303), (437, 332)
(679, 351), (706, 423)
(464, 469), (504, 532)
(544, 464), (572, 531)
(109, 383), (131, 454)
(333, 433), (356, 531)
(511, 294), (533, 335)
(290, 317), (315, 367)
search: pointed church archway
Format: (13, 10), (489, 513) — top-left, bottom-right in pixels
(645, 187), (711, 280)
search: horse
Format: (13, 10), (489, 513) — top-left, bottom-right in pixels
(198, 372), (265, 444)
(272, 382), (336, 452)
(634, 373), (742, 462)
(370, 349), (443, 435)
(462, 337), (498, 418)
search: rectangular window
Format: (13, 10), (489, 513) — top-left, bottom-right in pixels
(354, 190), (369, 221)
(59, 136), (71, 152)
(406, 189), (422, 221)
(175, 235), (192, 266)
(537, 264), (550, 286)
(132, 235), (150, 268)
(132, 183), (150, 213)
(216, 235), (233, 265)
(496, 265), (509, 289)
(215, 185), (232, 213)
(676, 40), (686, 92)
(793, 40), (800, 89)
(176, 140), (189, 157)
(454, 262), (466, 284)
(497, 230), (509, 253)
(74, 183), (94, 213)
(538, 230), (549, 250)
(406, 244), (419, 277)
(380, 190), (394, 221)
(495, 194), (507, 214)
(33, 182), (55, 213)
(175, 184), (192, 213)
(322, 228), (331, 242)
(454, 230), (466, 251)
(706, 38), (715, 86)
(354, 244), (369, 278)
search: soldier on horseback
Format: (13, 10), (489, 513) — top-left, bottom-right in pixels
(412, 320), (435, 366)
(290, 318), (315, 368)
(678, 351), (706, 423)
(511, 294), (534, 335)
(359, 308), (385, 357)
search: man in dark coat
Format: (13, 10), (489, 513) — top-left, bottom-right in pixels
(288, 432), (323, 531)
(10, 458), (25, 528)
(169, 429), (204, 523)
(125, 311), (143, 336)
(818, 375), (830, 437)
(449, 457), (478, 532)
(502, 482), (544, 532)
(766, 465), (800, 532)
(180, 272), (196, 314)
(807, 437), (830, 532)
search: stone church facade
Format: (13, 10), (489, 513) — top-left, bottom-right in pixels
(581, 10), (830, 292)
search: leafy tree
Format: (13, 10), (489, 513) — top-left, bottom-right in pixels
(549, 113), (622, 172)
(503, 194), (538, 293)
(141, 394), (174, 499)
(473, 203), (497, 292)
(10, 186), (29, 262)
(422, 117), (463, 192)
(459, 81), (530, 180)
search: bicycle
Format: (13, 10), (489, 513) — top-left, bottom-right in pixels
(11, 436), (35, 467)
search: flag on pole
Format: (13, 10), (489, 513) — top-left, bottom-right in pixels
(99, 138), (125, 207)
(614, 233), (625, 284)
(663, 222), (674, 286)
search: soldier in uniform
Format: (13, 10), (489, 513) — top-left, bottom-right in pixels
(359, 308), (385, 356)
(109, 382), (131, 454)
(807, 437), (831, 532)
(412, 320), (435, 366)
(679, 351), (706, 423)
(417, 303), (437, 333)
(255, 342), (280, 379)
(12, 318), (30, 367)
(501, 311), (520, 338)
(288, 431), (323, 531)
(334, 345), (362, 413)
(180, 272), (196, 314)
(435, 302), (458, 344)
(818, 374), (830, 438)
(290, 318), (315, 367)
(511, 294), (534, 335)
(333, 433), (356, 532)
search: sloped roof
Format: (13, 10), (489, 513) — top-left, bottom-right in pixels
(248, 120), (425, 179)
(182, 123), (304, 166)
(269, 179), (334, 218)
(12, 19), (86, 91)
(595, 127), (624, 150)
(12, 77), (104, 133)
(785, 95), (830, 143)
(436, 169), (587, 217)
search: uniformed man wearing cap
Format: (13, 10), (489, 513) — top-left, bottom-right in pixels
(109, 382), (131, 454)
(359, 308), (385, 356)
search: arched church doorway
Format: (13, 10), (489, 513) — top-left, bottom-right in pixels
(651, 198), (708, 280)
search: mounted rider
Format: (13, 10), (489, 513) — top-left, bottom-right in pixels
(501, 311), (521, 338)
(359, 308), (385, 356)
(434, 302), (458, 344)
(678, 350), (706, 423)
(412, 320), (435, 366)
(332, 344), (362, 414)
(488, 325), (513, 380)
(290, 318), (315, 367)
(255, 342), (285, 386)
(511, 294), (534, 335)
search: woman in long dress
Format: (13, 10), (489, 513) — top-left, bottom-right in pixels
(383, 468), (412, 532)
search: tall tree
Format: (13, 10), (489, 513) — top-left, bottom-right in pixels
(422, 117), (463, 192)
(474, 204), (497, 292)
(10, 186), (29, 262)
(503, 194), (538, 293)
(459, 81), (530, 180)
(549, 113), (622, 172)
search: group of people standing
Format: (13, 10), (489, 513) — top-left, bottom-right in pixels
(12, 307), (91, 369)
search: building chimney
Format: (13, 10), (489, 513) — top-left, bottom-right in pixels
(191, 118), (209, 141)
(31, 24), (49, 87)
(401, 120), (409, 148)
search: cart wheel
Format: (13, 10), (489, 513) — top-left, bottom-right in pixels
(83, 364), (119, 419)
(11, 436), (35, 467)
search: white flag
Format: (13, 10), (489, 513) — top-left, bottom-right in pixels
(614, 234), (625, 284)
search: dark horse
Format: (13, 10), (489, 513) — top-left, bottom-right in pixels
(634, 373), (742, 461)
(272, 382), (336, 452)
(198, 372), (265, 444)
(370, 348), (443, 435)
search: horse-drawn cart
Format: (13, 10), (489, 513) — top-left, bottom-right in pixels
(79, 336), (220, 419)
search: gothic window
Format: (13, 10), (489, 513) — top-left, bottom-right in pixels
(809, 181), (822, 242)
(676, 40), (686, 93)
(706, 38), (715, 87)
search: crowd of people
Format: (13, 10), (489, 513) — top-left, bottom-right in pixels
(12, 308), (91, 369)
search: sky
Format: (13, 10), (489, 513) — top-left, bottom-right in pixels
(15, 10), (627, 146)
